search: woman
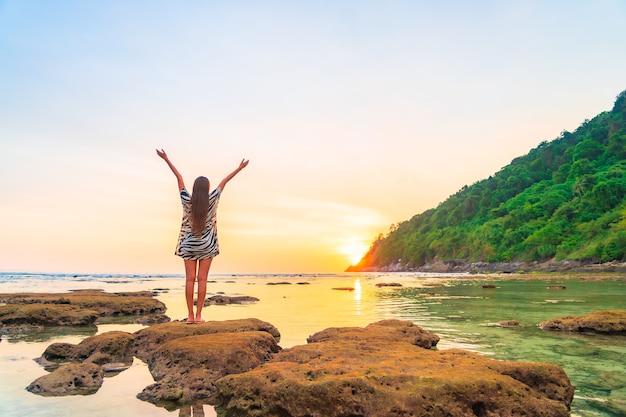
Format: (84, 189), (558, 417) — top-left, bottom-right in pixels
(156, 149), (249, 323)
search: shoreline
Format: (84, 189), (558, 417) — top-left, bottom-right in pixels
(348, 259), (626, 275)
(0, 272), (624, 417)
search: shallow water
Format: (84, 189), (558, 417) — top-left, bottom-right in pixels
(0, 272), (624, 416)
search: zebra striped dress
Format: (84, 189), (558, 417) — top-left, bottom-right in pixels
(175, 187), (222, 260)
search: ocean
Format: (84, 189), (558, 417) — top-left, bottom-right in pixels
(0, 272), (624, 416)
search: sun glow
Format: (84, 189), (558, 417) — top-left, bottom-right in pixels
(339, 241), (370, 265)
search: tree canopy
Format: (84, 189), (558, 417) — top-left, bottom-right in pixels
(351, 90), (626, 271)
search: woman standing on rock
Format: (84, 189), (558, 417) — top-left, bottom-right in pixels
(156, 149), (249, 324)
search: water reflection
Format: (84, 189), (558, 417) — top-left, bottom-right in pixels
(178, 404), (205, 417)
(354, 278), (361, 316)
(2, 325), (97, 343)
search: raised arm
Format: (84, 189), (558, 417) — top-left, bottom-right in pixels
(156, 149), (185, 191)
(219, 159), (249, 191)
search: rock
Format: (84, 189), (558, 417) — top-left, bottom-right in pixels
(307, 319), (440, 350)
(204, 295), (260, 305)
(0, 290), (166, 317)
(26, 363), (104, 396)
(586, 370), (626, 391)
(482, 284), (497, 289)
(133, 318), (281, 362)
(547, 285), (566, 290)
(137, 331), (281, 409)
(498, 320), (520, 327)
(74, 331), (135, 363)
(101, 362), (132, 373)
(348, 258), (626, 273)
(0, 304), (99, 330)
(135, 314), (171, 325)
(29, 331), (135, 395)
(538, 310), (626, 335)
(586, 396), (626, 416)
(266, 282), (292, 285)
(375, 282), (402, 287)
(332, 287), (354, 291)
(41, 342), (76, 361)
(423, 283), (446, 287)
(552, 341), (600, 357)
(41, 331), (135, 366)
(215, 320), (574, 417)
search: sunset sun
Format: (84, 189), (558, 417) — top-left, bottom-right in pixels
(339, 241), (370, 265)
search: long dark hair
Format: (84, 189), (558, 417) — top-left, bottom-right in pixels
(191, 176), (209, 236)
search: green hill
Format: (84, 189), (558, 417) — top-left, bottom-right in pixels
(349, 90), (626, 272)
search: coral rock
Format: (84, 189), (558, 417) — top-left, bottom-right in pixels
(215, 320), (574, 417)
(538, 310), (626, 335)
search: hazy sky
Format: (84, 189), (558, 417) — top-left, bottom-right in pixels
(1, 1), (625, 274)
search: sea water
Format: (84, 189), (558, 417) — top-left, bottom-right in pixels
(0, 272), (624, 417)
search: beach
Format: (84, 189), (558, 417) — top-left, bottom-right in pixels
(1, 272), (625, 416)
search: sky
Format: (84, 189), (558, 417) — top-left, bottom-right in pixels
(1, 1), (625, 275)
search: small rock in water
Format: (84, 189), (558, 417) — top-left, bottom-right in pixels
(101, 362), (131, 373)
(26, 363), (104, 396)
(547, 285), (566, 290)
(135, 314), (171, 325)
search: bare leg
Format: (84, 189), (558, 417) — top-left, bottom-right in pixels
(184, 259), (198, 323)
(195, 258), (213, 322)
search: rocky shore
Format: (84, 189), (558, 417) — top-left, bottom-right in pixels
(9, 289), (626, 416)
(23, 317), (578, 416)
(347, 259), (626, 274)
(215, 320), (574, 417)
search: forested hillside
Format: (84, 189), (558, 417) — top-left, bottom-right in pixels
(350, 90), (626, 272)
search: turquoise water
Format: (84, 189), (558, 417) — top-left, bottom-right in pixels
(373, 276), (626, 417)
(0, 272), (624, 416)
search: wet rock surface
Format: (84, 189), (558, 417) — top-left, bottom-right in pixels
(42, 330), (135, 366)
(0, 304), (99, 330)
(24, 315), (576, 416)
(0, 290), (166, 331)
(26, 363), (104, 396)
(538, 309), (626, 335)
(137, 330), (281, 409)
(133, 318), (282, 408)
(133, 318), (281, 361)
(306, 319), (440, 349)
(215, 320), (575, 417)
(204, 295), (260, 305)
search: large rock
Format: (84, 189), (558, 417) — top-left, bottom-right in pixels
(137, 331), (281, 409)
(133, 318), (281, 361)
(215, 320), (574, 417)
(538, 310), (626, 335)
(0, 290), (166, 317)
(26, 363), (104, 396)
(306, 319), (440, 349)
(42, 331), (135, 366)
(0, 304), (99, 330)
(133, 319), (281, 409)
